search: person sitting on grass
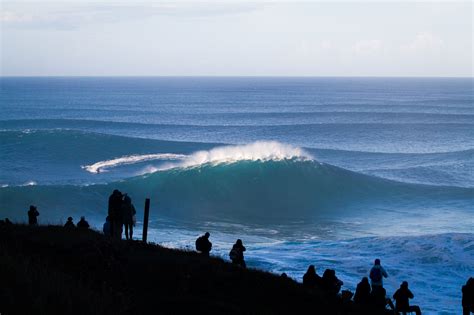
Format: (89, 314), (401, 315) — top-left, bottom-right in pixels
(230, 239), (246, 268)
(64, 217), (75, 228)
(195, 232), (212, 256)
(393, 281), (422, 315)
(322, 269), (344, 296)
(77, 216), (90, 229)
(303, 265), (322, 289)
(27, 205), (39, 226)
(354, 277), (371, 308)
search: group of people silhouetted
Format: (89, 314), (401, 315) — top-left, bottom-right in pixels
(302, 259), (423, 314)
(195, 232), (247, 268)
(11, 194), (473, 314)
(106, 189), (136, 240)
(64, 216), (90, 229)
(27, 205), (91, 230)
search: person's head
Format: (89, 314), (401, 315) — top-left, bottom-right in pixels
(67, 217), (73, 222)
(401, 281), (408, 288)
(80, 216), (85, 221)
(374, 259), (381, 265)
(236, 239), (243, 246)
(307, 265), (316, 274)
(113, 189), (120, 195)
(280, 273), (288, 279)
(467, 277), (474, 287)
(204, 232), (210, 238)
(29, 205), (36, 211)
(361, 277), (369, 284)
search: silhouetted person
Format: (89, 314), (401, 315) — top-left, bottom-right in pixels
(122, 195), (136, 240)
(195, 232), (212, 256)
(393, 281), (421, 315)
(1, 218), (12, 227)
(354, 277), (371, 307)
(322, 269), (343, 296)
(230, 239), (246, 268)
(303, 265), (322, 289)
(370, 285), (394, 313)
(27, 205), (39, 225)
(77, 216), (90, 229)
(103, 216), (111, 237)
(370, 258), (388, 289)
(64, 217), (75, 228)
(463, 277), (474, 315)
(108, 189), (123, 239)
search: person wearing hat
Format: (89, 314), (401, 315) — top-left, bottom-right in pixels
(64, 217), (75, 228)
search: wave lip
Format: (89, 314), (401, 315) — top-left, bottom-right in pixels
(83, 141), (314, 174)
(82, 153), (187, 174)
(176, 141), (313, 168)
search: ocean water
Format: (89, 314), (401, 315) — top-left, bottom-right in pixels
(0, 77), (473, 313)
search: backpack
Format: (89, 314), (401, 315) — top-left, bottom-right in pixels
(370, 267), (382, 282)
(229, 248), (239, 261)
(195, 237), (204, 251)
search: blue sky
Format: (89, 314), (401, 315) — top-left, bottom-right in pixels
(1, 1), (472, 76)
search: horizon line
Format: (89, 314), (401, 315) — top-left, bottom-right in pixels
(1, 75), (473, 79)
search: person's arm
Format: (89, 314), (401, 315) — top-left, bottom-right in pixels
(408, 289), (414, 299)
(382, 267), (388, 278)
(393, 290), (398, 300)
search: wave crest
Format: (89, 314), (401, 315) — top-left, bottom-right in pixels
(84, 141), (314, 174)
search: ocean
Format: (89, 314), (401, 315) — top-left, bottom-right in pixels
(0, 77), (472, 313)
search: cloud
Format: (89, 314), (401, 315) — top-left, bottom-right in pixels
(0, 2), (265, 30)
(0, 11), (33, 23)
(352, 39), (383, 56)
(401, 32), (444, 53)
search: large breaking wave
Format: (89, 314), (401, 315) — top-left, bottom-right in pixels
(1, 156), (472, 225)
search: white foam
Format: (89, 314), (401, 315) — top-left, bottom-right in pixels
(176, 141), (313, 168)
(21, 180), (37, 186)
(83, 141), (313, 174)
(82, 153), (187, 174)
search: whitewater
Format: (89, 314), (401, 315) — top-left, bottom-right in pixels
(1, 77), (473, 314)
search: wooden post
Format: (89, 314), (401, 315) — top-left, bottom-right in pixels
(142, 198), (150, 243)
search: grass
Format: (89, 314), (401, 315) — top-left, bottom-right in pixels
(0, 224), (341, 315)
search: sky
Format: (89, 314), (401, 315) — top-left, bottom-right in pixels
(0, 1), (472, 77)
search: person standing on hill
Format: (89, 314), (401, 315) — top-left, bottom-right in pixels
(122, 194), (136, 240)
(108, 189), (123, 239)
(393, 281), (422, 315)
(369, 258), (388, 289)
(195, 232), (212, 256)
(27, 205), (39, 225)
(230, 239), (246, 268)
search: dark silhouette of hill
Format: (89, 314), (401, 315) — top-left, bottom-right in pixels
(0, 224), (341, 315)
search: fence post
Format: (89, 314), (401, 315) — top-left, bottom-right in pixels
(142, 198), (150, 243)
